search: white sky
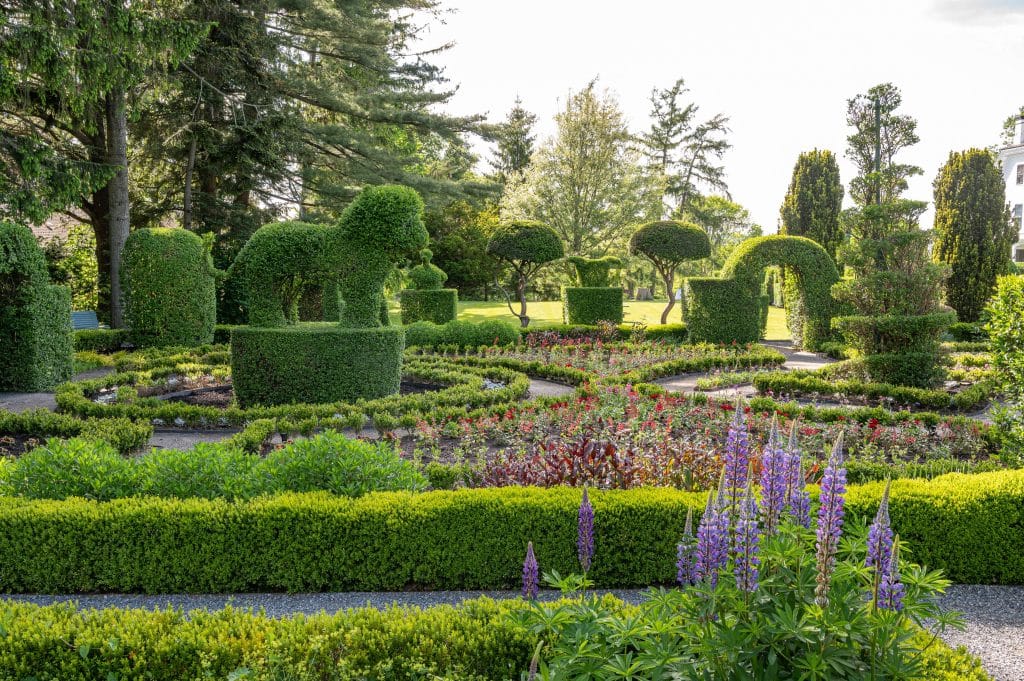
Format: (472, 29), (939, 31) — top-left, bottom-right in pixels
(420, 0), (1024, 230)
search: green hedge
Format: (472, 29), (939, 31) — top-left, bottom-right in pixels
(562, 287), (624, 324)
(2, 471), (1020, 593)
(121, 228), (217, 347)
(0, 599), (988, 680)
(0, 221), (74, 391)
(949, 321), (989, 342)
(834, 312), (956, 387)
(73, 328), (127, 353)
(231, 325), (405, 406)
(0, 410), (151, 454)
(524, 322), (688, 343)
(684, 277), (757, 344)
(399, 288), (458, 324)
(405, 318), (520, 349)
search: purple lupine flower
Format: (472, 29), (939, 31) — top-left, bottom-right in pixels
(723, 402), (750, 512)
(577, 487), (594, 573)
(676, 508), (698, 586)
(522, 541), (539, 599)
(695, 487), (730, 588)
(866, 479), (894, 573)
(814, 434), (847, 607)
(878, 536), (905, 612)
(759, 419), (787, 535)
(786, 424), (811, 528)
(733, 483), (761, 593)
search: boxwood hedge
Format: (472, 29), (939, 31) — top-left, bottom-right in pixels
(562, 286), (624, 324)
(0, 471), (1019, 593)
(399, 288), (458, 324)
(0, 410), (152, 454)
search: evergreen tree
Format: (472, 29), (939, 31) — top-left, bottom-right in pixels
(846, 83), (922, 207)
(501, 81), (662, 257)
(425, 200), (504, 299)
(491, 97), (537, 184)
(641, 78), (731, 215)
(932, 149), (1015, 322)
(779, 150), (844, 259)
(1000, 106), (1024, 146)
(681, 195), (761, 274)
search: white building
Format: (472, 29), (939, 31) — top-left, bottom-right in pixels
(999, 116), (1024, 262)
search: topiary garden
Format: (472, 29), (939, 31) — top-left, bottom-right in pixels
(563, 255), (624, 324)
(400, 248), (458, 324)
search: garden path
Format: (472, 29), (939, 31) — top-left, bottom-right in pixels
(5, 585), (1020, 680)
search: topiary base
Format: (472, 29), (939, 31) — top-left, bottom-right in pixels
(684, 278), (761, 345)
(231, 325), (404, 406)
(400, 289), (458, 324)
(0, 284), (74, 392)
(563, 287), (624, 325)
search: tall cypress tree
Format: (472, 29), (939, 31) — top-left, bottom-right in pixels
(932, 149), (1015, 322)
(779, 150), (844, 259)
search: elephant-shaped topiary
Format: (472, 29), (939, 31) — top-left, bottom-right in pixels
(231, 185), (427, 329)
(228, 185), (428, 406)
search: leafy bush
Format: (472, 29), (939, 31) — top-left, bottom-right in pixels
(0, 221), (73, 390)
(948, 321), (989, 342)
(562, 286), (624, 324)
(404, 318), (520, 349)
(231, 325), (405, 406)
(987, 275), (1024, 463)
(73, 328), (127, 353)
(121, 228), (217, 347)
(1, 472), (1021, 592)
(524, 322), (688, 343)
(630, 220), (711, 324)
(0, 410), (150, 454)
(0, 431), (425, 501)
(566, 255), (622, 287)
(399, 289), (457, 324)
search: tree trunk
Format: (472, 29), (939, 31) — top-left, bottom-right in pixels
(517, 275), (529, 328)
(183, 136), (196, 230)
(661, 272), (675, 325)
(106, 87), (130, 328)
(88, 186), (112, 322)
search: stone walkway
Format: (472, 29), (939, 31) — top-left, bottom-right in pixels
(4, 585), (1019, 680)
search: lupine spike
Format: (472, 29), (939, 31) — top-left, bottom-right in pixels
(676, 507), (698, 586)
(733, 481), (761, 593)
(814, 434), (847, 608)
(760, 417), (787, 535)
(522, 541), (539, 600)
(577, 487), (594, 573)
(878, 536), (905, 612)
(722, 400), (750, 513)
(695, 487), (730, 587)
(867, 479), (894, 572)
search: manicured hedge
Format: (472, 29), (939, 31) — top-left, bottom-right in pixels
(524, 322), (689, 343)
(405, 319), (520, 349)
(607, 343), (785, 384)
(0, 599), (989, 680)
(0, 221), (74, 391)
(0, 410), (152, 454)
(231, 325), (405, 406)
(73, 328), (127, 353)
(562, 286), (624, 324)
(121, 228), (217, 347)
(684, 277), (757, 344)
(399, 288), (458, 324)
(2, 471), (1020, 593)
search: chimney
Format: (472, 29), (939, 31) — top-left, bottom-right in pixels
(1018, 116), (1024, 145)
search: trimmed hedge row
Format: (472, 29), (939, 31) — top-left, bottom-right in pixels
(231, 324), (405, 406)
(0, 410), (152, 454)
(399, 288), (458, 324)
(405, 318), (520, 349)
(608, 343), (786, 384)
(562, 287), (624, 324)
(524, 322), (689, 343)
(1, 471), (1020, 593)
(73, 328), (127, 352)
(0, 599), (989, 680)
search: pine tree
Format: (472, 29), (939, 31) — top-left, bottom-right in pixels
(779, 150), (844, 259)
(932, 149), (1015, 322)
(491, 97), (537, 184)
(846, 83), (922, 207)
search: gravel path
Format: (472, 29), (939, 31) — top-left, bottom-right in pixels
(527, 377), (576, 398)
(3, 585), (1018, 679)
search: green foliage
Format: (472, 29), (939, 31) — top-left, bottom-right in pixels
(407, 249), (447, 290)
(423, 201), (503, 298)
(932, 148), (1016, 322)
(121, 228), (217, 347)
(399, 289), (458, 324)
(0, 221), (74, 390)
(487, 220), (564, 266)
(948, 322), (989, 342)
(40, 223), (99, 310)
(630, 220), (711, 324)
(0, 431), (425, 501)
(563, 287), (624, 325)
(566, 256), (622, 287)
(231, 325), (405, 406)
(405, 318), (520, 349)
(73, 328), (126, 353)
(491, 96), (538, 183)
(986, 275), (1024, 463)
(0, 410), (150, 454)
(685, 235), (839, 349)
(846, 83), (923, 206)
(0, 472), (1022, 592)
(780, 149), (845, 258)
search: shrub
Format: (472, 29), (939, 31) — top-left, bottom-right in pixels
(486, 220), (564, 327)
(404, 320), (443, 347)
(566, 255), (622, 287)
(562, 286), (624, 324)
(73, 328), (127, 352)
(0, 410), (150, 454)
(405, 318), (520, 349)
(231, 325), (405, 406)
(948, 321), (989, 342)
(986, 275), (1024, 463)
(121, 228), (217, 347)
(1, 472), (1021, 593)
(630, 220), (711, 324)
(684, 277), (756, 344)
(0, 221), (73, 390)
(399, 289), (457, 324)
(834, 312), (955, 387)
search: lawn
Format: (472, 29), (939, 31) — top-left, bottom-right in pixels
(391, 299), (792, 341)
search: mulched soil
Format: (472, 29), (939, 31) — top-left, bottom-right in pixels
(0, 434), (46, 458)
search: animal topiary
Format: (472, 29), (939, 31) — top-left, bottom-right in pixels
(400, 249), (458, 324)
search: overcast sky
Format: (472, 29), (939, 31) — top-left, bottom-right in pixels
(420, 0), (1024, 230)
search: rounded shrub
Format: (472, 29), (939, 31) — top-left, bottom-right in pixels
(404, 319), (519, 349)
(231, 325), (405, 406)
(121, 228), (217, 347)
(486, 221), (564, 328)
(0, 221), (73, 390)
(563, 287), (624, 325)
(404, 320), (443, 347)
(630, 221), (711, 324)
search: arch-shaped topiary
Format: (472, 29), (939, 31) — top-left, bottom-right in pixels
(229, 185), (428, 406)
(0, 221), (73, 390)
(487, 220), (564, 328)
(629, 221), (711, 324)
(563, 256), (625, 325)
(685, 235), (839, 350)
(122, 228), (218, 347)
(400, 248), (458, 324)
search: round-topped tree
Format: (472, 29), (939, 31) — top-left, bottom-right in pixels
(563, 256), (624, 325)
(400, 248), (458, 324)
(629, 221), (711, 325)
(229, 185), (427, 406)
(486, 220), (564, 328)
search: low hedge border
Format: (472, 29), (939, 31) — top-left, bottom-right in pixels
(399, 288), (458, 324)
(73, 328), (128, 353)
(523, 322), (689, 343)
(607, 343), (786, 384)
(55, 356), (531, 428)
(0, 410), (152, 454)
(0, 599), (987, 680)
(1, 471), (1020, 593)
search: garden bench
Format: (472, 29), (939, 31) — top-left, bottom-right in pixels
(71, 310), (101, 330)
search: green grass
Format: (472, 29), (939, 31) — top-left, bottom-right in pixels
(390, 299), (791, 341)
